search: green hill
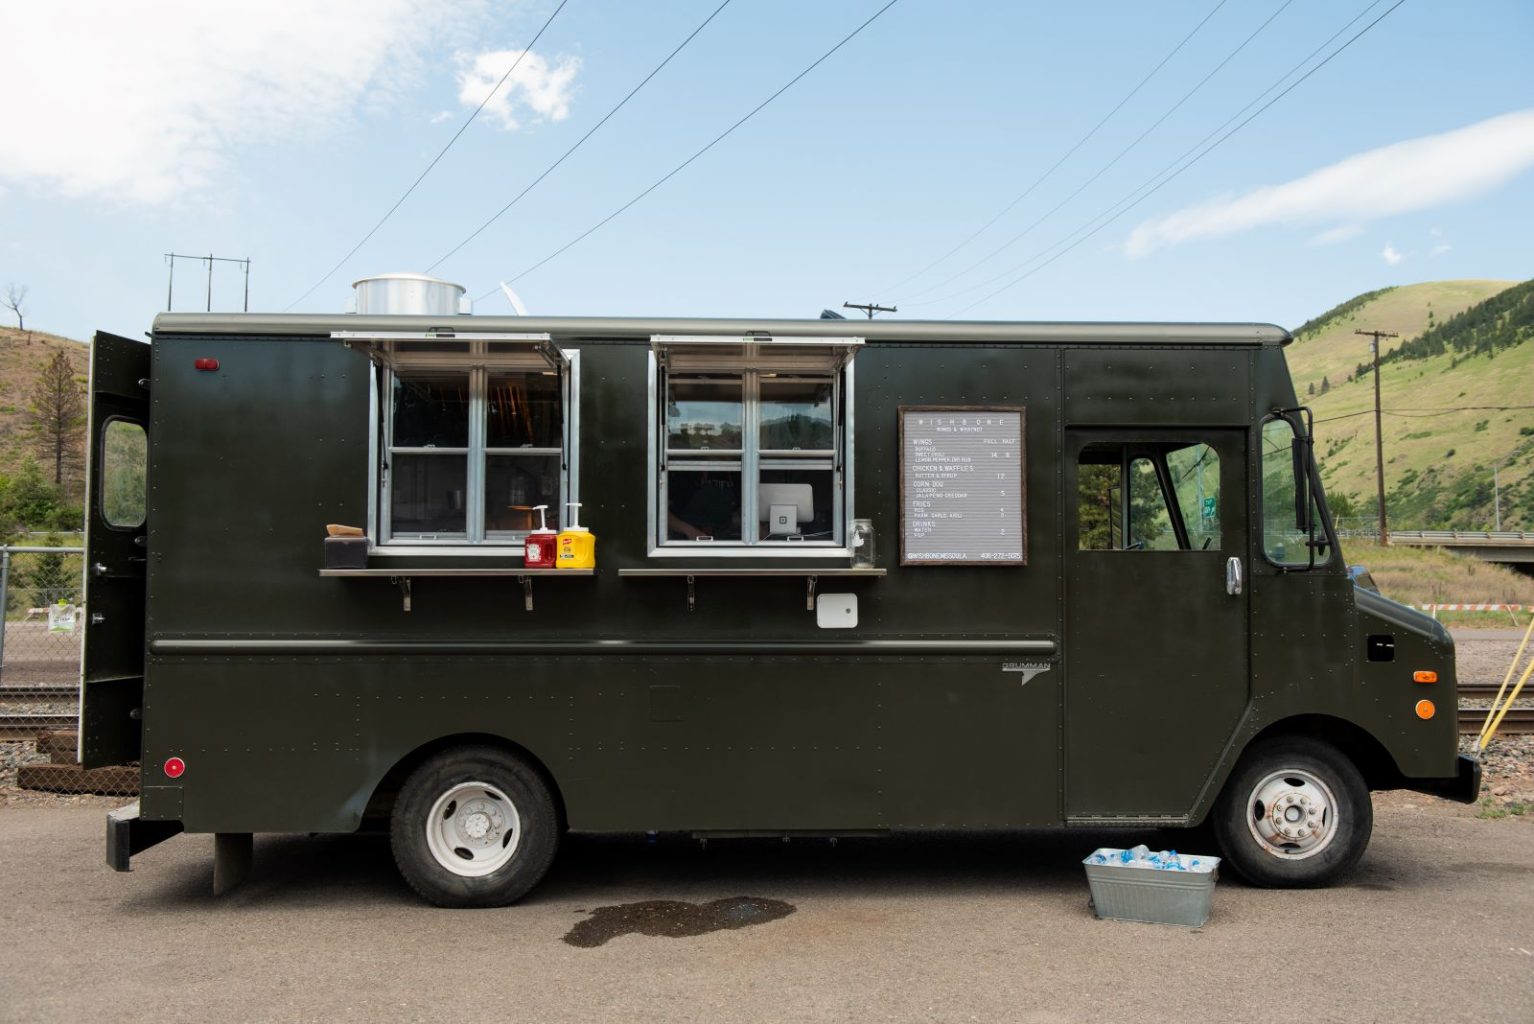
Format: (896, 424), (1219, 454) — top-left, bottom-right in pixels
(1286, 278), (1534, 531)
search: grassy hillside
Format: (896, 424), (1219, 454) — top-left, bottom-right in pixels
(0, 326), (89, 486)
(1286, 279), (1534, 531)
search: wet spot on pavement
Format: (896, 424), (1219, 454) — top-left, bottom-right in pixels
(563, 896), (795, 948)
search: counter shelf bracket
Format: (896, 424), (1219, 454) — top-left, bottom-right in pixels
(806, 576), (817, 611)
(519, 575), (534, 612)
(687, 575), (696, 613)
(393, 576), (412, 613)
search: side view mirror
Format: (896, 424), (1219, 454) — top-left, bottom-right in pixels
(1291, 437), (1309, 531)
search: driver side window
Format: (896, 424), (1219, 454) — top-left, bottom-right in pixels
(1261, 417), (1330, 566)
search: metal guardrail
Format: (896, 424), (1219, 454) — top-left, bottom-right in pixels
(1389, 531), (1534, 546)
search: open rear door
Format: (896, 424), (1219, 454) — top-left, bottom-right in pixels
(79, 331), (150, 768)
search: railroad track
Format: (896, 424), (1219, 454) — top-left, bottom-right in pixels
(1458, 706), (1534, 735)
(1459, 682), (1533, 698)
(0, 686), (81, 701)
(0, 712), (77, 740)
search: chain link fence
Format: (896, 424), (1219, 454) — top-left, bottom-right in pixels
(1, 545), (139, 800)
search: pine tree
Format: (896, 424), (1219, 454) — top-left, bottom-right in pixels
(28, 351), (85, 489)
(1307, 382), (1315, 396)
(25, 537), (78, 606)
(1320, 376), (1330, 395)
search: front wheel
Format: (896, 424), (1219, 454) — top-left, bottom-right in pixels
(1211, 737), (1371, 888)
(390, 745), (559, 907)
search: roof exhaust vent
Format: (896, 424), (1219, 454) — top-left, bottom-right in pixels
(351, 272), (468, 316)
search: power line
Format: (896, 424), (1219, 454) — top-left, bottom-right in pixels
(1316, 405), (1534, 424)
(426, 0), (735, 273)
(473, 0), (904, 303)
(901, 0), (1295, 304)
(875, 0), (1230, 297)
(283, 0), (574, 311)
(904, 0), (1387, 313)
(938, 0), (1406, 318)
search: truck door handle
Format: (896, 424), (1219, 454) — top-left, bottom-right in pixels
(1225, 556), (1244, 596)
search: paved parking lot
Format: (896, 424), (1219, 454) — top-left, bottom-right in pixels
(1, 793), (1530, 1024)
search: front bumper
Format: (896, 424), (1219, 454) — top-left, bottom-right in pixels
(106, 801), (183, 871)
(1401, 754), (1482, 805)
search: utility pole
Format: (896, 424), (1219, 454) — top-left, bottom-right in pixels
(1356, 329), (1397, 546)
(843, 301), (896, 319)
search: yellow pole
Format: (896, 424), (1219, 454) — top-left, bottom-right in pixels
(1479, 613), (1534, 745)
(1480, 653), (1534, 751)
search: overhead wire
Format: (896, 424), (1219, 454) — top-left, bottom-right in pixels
(426, 0), (736, 274)
(1316, 405), (1534, 424)
(874, 0), (1230, 297)
(905, 0), (1387, 313)
(282, 0), (574, 311)
(937, 0), (1407, 318)
(472, 0), (904, 303)
(901, 0), (1296, 304)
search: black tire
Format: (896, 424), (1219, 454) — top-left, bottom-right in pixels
(1211, 737), (1371, 888)
(390, 745), (559, 908)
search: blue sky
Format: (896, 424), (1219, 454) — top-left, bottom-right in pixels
(2, 0), (1532, 342)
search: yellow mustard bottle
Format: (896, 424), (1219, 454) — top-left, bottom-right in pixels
(556, 502), (596, 569)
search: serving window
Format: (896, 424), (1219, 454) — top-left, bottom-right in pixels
(650, 335), (859, 553)
(337, 331), (578, 550)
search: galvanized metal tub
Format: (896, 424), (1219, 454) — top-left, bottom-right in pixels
(1083, 849), (1220, 927)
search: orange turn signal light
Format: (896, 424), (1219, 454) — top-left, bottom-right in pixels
(1415, 699), (1436, 720)
(1413, 670), (1438, 684)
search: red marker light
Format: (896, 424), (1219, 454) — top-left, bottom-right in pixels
(194, 358), (220, 371)
(163, 757), (186, 779)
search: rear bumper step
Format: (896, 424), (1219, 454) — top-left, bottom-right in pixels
(106, 801), (183, 871)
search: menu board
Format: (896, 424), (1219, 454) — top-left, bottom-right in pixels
(900, 406), (1026, 565)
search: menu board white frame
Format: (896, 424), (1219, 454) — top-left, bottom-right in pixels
(899, 405), (1026, 566)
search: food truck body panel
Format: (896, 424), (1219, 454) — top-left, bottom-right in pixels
(84, 313), (1477, 901)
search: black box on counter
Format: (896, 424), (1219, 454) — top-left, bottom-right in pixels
(323, 536), (369, 569)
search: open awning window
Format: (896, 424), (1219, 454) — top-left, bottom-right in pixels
(332, 330), (567, 372)
(651, 334), (863, 374)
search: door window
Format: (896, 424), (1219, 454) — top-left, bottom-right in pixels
(100, 419), (147, 529)
(1077, 442), (1220, 551)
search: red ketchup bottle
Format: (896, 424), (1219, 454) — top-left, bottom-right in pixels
(523, 504), (557, 568)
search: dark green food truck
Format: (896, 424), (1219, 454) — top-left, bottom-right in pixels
(83, 273), (1478, 907)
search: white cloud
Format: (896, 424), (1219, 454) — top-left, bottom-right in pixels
(0, 1), (468, 204)
(456, 49), (581, 132)
(430, 111), (455, 125)
(1309, 224), (1364, 246)
(1125, 109), (1534, 258)
(1381, 243), (1404, 265)
(1431, 243), (1452, 256)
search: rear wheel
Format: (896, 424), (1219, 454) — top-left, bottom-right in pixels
(390, 746), (559, 907)
(1212, 737), (1371, 888)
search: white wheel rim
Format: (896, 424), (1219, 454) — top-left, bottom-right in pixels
(425, 781), (522, 877)
(1245, 768), (1338, 860)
